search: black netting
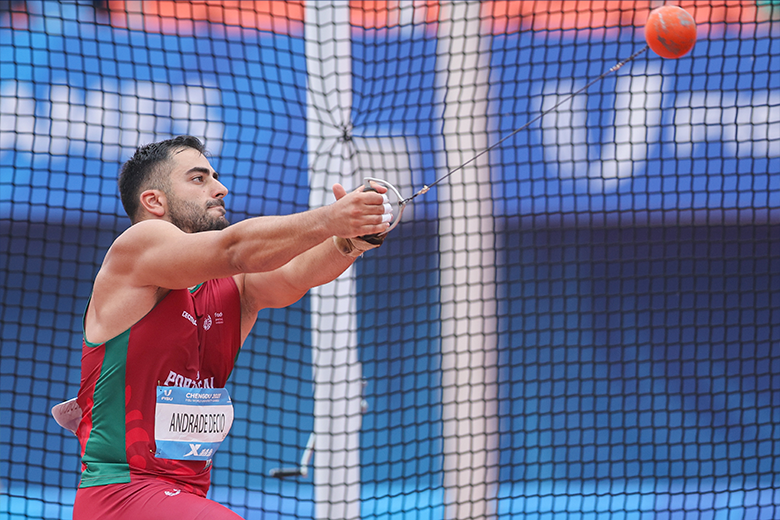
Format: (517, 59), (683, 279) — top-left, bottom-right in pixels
(2, 1), (779, 519)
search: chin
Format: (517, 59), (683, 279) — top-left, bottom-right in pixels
(187, 218), (229, 233)
(208, 216), (230, 231)
(215, 218), (230, 230)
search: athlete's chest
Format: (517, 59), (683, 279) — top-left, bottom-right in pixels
(127, 283), (240, 388)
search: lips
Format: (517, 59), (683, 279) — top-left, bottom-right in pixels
(207, 201), (226, 215)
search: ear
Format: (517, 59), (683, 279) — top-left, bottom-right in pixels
(138, 189), (167, 219)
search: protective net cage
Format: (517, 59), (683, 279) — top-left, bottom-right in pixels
(2, 1), (780, 519)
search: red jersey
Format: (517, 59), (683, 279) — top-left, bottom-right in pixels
(76, 277), (242, 496)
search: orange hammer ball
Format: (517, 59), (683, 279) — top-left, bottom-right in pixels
(645, 5), (697, 59)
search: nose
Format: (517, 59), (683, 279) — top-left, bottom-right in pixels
(213, 177), (228, 199)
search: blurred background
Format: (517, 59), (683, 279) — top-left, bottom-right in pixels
(2, 1), (779, 519)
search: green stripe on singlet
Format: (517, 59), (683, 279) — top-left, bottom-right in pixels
(79, 328), (131, 488)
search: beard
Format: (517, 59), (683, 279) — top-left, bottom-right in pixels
(167, 195), (229, 233)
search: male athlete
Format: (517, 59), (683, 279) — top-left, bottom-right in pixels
(61, 135), (392, 519)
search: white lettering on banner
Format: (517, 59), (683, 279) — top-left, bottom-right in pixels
(0, 80), (224, 160)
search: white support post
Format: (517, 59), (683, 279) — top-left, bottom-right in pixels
(435, 2), (500, 520)
(306, 2), (363, 519)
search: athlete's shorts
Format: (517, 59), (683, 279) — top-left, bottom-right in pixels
(73, 478), (243, 520)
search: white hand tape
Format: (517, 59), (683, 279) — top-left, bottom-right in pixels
(383, 203), (393, 214)
(381, 194), (389, 204)
(382, 213), (393, 223)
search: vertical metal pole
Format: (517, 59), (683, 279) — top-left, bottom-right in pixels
(306, 2), (363, 519)
(435, 2), (499, 519)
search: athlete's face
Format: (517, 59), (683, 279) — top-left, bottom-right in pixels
(166, 147), (229, 233)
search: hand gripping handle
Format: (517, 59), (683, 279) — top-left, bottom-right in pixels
(358, 177), (406, 243)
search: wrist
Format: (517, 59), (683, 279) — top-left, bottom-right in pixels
(332, 236), (380, 258)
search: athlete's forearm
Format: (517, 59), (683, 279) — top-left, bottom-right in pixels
(223, 206), (335, 275)
(224, 187), (387, 275)
(279, 238), (357, 292)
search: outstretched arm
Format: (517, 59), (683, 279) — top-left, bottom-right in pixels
(236, 183), (390, 317)
(86, 182), (388, 345)
(103, 182), (388, 291)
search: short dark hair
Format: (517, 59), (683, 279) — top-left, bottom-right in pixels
(118, 136), (207, 221)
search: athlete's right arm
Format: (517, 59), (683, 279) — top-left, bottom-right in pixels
(85, 183), (387, 344)
(105, 186), (388, 291)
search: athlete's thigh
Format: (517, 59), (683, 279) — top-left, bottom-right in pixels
(73, 480), (243, 520)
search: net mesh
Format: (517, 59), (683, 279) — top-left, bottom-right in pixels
(2, 1), (780, 519)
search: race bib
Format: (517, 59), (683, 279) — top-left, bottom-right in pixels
(154, 387), (234, 461)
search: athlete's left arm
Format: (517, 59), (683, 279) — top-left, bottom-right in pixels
(234, 237), (362, 343)
(234, 183), (386, 342)
(238, 236), (355, 308)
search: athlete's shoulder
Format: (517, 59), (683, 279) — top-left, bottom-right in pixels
(114, 219), (182, 245)
(100, 220), (183, 275)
